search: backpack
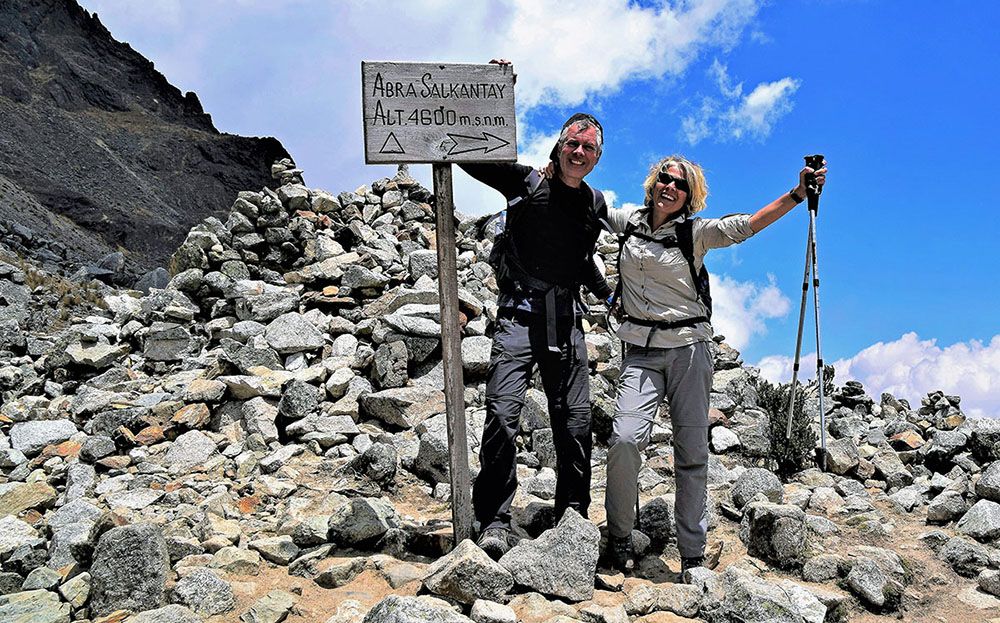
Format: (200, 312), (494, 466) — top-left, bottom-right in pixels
(606, 216), (713, 319)
(486, 169), (605, 293)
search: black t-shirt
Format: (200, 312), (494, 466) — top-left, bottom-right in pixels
(460, 162), (607, 290)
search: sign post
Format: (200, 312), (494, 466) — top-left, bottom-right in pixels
(361, 61), (517, 546)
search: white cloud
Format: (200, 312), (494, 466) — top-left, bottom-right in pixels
(499, 0), (763, 109)
(709, 59), (743, 98)
(723, 77), (800, 139)
(682, 61), (799, 145)
(78, 0), (766, 214)
(755, 333), (1000, 418)
(710, 273), (790, 351)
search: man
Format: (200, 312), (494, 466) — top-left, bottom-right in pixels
(459, 113), (612, 559)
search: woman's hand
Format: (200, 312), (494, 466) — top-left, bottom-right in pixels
(749, 159), (830, 233)
(793, 160), (828, 198)
(538, 161), (555, 179)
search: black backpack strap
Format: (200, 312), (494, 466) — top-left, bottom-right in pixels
(478, 170), (544, 240)
(676, 219), (698, 284)
(676, 218), (713, 317)
(507, 168), (544, 209)
(607, 220), (639, 312)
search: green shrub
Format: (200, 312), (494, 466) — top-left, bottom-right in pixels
(753, 375), (819, 480)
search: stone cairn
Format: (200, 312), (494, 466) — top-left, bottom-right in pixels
(1, 158), (1000, 622)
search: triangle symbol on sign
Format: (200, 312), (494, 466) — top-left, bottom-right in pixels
(380, 132), (405, 154)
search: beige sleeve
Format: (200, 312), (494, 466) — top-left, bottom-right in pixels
(694, 214), (756, 255)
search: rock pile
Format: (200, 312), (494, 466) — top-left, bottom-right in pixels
(1, 161), (999, 622)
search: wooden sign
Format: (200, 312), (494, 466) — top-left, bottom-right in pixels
(362, 61), (517, 164)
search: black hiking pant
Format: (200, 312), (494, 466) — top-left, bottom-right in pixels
(473, 309), (592, 532)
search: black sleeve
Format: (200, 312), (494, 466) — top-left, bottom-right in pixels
(583, 257), (613, 300)
(458, 162), (533, 202)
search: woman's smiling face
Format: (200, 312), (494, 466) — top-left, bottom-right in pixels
(653, 163), (688, 217)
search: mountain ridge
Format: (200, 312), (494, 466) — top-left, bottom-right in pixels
(0, 0), (290, 276)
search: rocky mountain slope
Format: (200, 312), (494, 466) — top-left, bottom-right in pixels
(2, 162), (1000, 623)
(0, 0), (289, 278)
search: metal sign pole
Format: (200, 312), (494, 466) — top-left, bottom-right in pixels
(432, 163), (473, 544)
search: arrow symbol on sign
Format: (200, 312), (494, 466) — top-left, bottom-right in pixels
(445, 132), (511, 156)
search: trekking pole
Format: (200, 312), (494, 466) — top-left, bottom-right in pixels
(783, 155), (826, 469)
(784, 226), (813, 440)
(804, 155), (827, 470)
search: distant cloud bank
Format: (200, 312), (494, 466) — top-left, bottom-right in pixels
(757, 333), (1000, 418)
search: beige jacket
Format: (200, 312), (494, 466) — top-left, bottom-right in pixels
(605, 205), (756, 348)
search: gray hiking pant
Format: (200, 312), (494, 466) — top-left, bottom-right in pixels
(604, 341), (712, 558)
(474, 309), (592, 532)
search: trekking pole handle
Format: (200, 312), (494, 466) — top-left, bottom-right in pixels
(804, 154), (824, 214)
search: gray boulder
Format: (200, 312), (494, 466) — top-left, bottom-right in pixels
(422, 539), (514, 604)
(703, 567), (806, 623)
(978, 569), (1000, 597)
(172, 568), (235, 616)
(731, 468), (783, 509)
(46, 499), (103, 568)
(461, 336), (492, 376)
(623, 582), (701, 617)
(89, 523), (170, 617)
(938, 536), (991, 577)
(739, 502), (808, 569)
(726, 409), (770, 458)
(0, 589), (71, 623)
(350, 442), (399, 486)
(846, 557), (903, 611)
(328, 498), (400, 547)
(162, 430), (217, 474)
(128, 604), (203, 623)
(265, 312), (325, 354)
(976, 461), (1000, 502)
(637, 495), (676, 545)
(278, 380), (323, 419)
(872, 450), (913, 488)
(971, 419), (1000, 462)
(373, 341), (409, 389)
(363, 595), (474, 623)
(240, 589), (296, 623)
(824, 437), (859, 475)
(409, 250), (438, 281)
(499, 509), (600, 602)
(144, 322), (197, 361)
(927, 490), (969, 524)
(470, 599), (517, 623)
(0, 516), (42, 558)
(957, 499), (1000, 541)
(9, 420), (77, 456)
(360, 386), (446, 429)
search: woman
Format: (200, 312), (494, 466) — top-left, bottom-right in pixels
(602, 155), (827, 577)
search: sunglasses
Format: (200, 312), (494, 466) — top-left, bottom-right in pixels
(657, 170), (690, 193)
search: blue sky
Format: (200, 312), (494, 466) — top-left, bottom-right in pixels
(76, 0), (999, 416)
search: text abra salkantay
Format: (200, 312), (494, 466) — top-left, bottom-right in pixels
(371, 72), (509, 99)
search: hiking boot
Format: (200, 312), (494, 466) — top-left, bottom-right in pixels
(603, 534), (634, 573)
(477, 528), (511, 560)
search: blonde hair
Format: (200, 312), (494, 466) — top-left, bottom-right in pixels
(642, 155), (709, 215)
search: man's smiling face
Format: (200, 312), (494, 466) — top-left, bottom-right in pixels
(557, 124), (600, 186)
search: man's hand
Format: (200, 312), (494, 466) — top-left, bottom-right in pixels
(490, 58), (517, 84)
(489, 59), (516, 84)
